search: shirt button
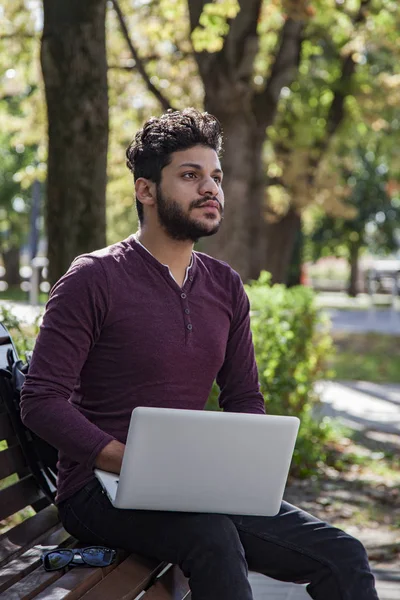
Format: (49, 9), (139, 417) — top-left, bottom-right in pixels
(187, 323), (193, 331)
(189, 276), (193, 282)
(181, 293), (187, 299)
(184, 308), (190, 314)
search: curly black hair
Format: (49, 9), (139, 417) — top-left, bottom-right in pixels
(126, 108), (223, 225)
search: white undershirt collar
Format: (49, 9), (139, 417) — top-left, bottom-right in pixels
(134, 234), (193, 287)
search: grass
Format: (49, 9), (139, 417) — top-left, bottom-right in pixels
(330, 332), (400, 383)
(0, 286), (48, 305)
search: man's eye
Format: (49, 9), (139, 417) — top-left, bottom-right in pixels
(213, 177), (222, 184)
(183, 172), (196, 179)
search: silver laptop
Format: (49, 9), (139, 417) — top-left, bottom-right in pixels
(95, 407), (299, 517)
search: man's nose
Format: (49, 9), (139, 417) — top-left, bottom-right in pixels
(199, 176), (220, 197)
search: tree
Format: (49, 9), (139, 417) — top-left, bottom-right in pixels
(41, 0), (108, 285)
(2, 1), (399, 286)
(112, 0), (397, 283)
(110, 0), (310, 280)
(311, 146), (400, 296)
(0, 133), (31, 286)
(0, 1), (45, 284)
(187, 0), (306, 281)
(261, 0), (383, 282)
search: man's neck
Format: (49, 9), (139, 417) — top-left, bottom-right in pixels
(136, 228), (193, 274)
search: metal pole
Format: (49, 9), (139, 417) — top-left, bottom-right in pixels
(29, 179), (41, 260)
(29, 263), (39, 305)
(29, 180), (42, 304)
(392, 273), (400, 312)
(29, 257), (48, 306)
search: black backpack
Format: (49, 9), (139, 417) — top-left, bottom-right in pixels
(0, 322), (58, 503)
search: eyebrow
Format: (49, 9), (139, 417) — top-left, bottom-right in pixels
(178, 162), (223, 174)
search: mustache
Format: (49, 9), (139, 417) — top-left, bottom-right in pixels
(190, 197), (223, 212)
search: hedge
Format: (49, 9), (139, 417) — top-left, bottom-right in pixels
(206, 272), (342, 477)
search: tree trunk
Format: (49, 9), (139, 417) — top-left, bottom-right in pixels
(202, 109), (266, 282)
(347, 242), (360, 297)
(187, 4), (304, 283)
(264, 207), (302, 284)
(2, 247), (21, 287)
(41, 0), (108, 285)
(286, 224), (304, 287)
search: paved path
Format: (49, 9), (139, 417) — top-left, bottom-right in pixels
(248, 570), (399, 599)
(323, 307), (400, 335)
(316, 380), (400, 436)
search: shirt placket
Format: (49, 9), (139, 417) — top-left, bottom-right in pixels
(180, 275), (194, 344)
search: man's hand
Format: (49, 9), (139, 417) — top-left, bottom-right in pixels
(95, 440), (125, 474)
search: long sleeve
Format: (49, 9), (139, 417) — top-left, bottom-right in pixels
(20, 257), (115, 469)
(216, 273), (265, 415)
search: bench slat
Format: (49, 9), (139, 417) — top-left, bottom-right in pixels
(0, 523), (72, 593)
(0, 411), (16, 444)
(32, 563), (119, 600)
(142, 566), (190, 600)
(1, 565), (63, 600)
(0, 475), (45, 522)
(78, 555), (166, 600)
(0, 504), (60, 567)
(0, 444), (28, 480)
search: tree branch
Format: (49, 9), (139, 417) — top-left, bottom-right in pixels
(188, 0), (262, 84)
(108, 63), (136, 72)
(253, 18), (304, 128)
(310, 0), (373, 166)
(267, 176), (286, 187)
(187, 0), (208, 32)
(223, 0), (262, 78)
(111, 0), (174, 112)
(0, 33), (36, 40)
(107, 53), (160, 71)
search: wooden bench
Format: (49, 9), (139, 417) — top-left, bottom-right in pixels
(0, 325), (191, 600)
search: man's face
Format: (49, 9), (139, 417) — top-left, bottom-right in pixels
(156, 145), (224, 242)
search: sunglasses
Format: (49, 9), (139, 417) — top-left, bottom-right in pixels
(42, 546), (117, 571)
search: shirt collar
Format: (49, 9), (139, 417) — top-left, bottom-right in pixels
(133, 234), (193, 285)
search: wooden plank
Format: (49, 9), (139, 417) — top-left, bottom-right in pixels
(143, 566), (190, 600)
(0, 523), (72, 593)
(21, 554), (162, 600)
(1, 563), (65, 600)
(79, 555), (166, 600)
(0, 504), (60, 566)
(0, 444), (27, 480)
(0, 475), (44, 522)
(32, 563), (118, 600)
(31, 497), (51, 515)
(0, 412), (16, 443)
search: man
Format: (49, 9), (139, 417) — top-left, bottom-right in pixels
(21, 108), (378, 600)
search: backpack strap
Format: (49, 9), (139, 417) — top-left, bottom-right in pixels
(11, 358), (58, 487)
(0, 329), (57, 504)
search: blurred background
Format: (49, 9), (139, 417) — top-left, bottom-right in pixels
(0, 0), (399, 590)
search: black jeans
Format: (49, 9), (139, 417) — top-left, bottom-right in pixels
(58, 479), (378, 600)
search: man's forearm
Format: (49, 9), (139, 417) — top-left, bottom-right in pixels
(95, 439), (125, 474)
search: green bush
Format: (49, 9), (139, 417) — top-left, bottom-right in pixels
(246, 272), (332, 417)
(0, 306), (40, 357)
(207, 271), (340, 477)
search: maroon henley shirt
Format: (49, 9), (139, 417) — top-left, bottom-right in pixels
(20, 236), (265, 503)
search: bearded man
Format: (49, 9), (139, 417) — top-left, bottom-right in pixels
(21, 109), (378, 600)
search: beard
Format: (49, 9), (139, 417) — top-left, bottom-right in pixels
(156, 185), (223, 243)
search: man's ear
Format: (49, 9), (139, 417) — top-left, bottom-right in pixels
(135, 178), (156, 207)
